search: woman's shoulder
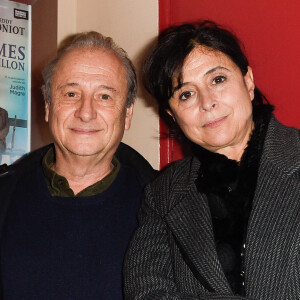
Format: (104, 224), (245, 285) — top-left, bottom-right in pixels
(154, 156), (198, 185)
(266, 116), (300, 147)
(144, 156), (200, 212)
(268, 116), (300, 138)
(263, 116), (300, 175)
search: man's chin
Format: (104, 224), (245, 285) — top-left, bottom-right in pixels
(63, 145), (105, 158)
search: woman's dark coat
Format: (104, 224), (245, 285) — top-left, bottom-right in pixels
(124, 116), (300, 300)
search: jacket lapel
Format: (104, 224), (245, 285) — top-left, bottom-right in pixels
(164, 158), (231, 294)
(245, 118), (300, 299)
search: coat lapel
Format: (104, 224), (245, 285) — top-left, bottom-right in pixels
(164, 158), (231, 294)
(245, 118), (300, 299)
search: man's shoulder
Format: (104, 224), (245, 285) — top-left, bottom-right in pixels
(115, 142), (158, 187)
(0, 144), (53, 181)
(0, 145), (51, 219)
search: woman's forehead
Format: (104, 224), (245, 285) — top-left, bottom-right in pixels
(184, 46), (233, 68)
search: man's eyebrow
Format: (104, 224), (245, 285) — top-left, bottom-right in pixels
(172, 66), (230, 93)
(57, 83), (118, 93)
(57, 82), (79, 90)
(99, 85), (117, 93)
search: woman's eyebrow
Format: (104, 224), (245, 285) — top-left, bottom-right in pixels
(172, 82), (188, 93)
(204, 66), (230, 76)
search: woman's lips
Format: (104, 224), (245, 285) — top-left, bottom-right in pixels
(203, 116), (227, 128)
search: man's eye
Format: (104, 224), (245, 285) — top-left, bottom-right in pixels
(66, 92), (76, 97)
(179, 91), (194, 101)
(100, 94), (111, 100)
(212, 76), (226, 85)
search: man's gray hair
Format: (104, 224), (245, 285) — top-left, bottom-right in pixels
(41, 31), (137, 107)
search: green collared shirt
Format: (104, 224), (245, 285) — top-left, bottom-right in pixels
(42, 148), (120, 197)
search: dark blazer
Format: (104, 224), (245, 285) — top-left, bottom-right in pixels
(124, 116), (300, 300)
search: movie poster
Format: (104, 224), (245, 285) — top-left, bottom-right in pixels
(0, 0), (31, 165)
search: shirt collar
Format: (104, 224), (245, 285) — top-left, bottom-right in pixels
(42, 147), (120, 197)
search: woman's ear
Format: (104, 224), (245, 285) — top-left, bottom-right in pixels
(244, 66), (255, 101)
(166, 109), (176, 122)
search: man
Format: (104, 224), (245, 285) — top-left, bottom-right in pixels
(0, 32), (155, 299)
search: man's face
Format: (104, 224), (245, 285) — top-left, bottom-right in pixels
(45, 48), (133, 161)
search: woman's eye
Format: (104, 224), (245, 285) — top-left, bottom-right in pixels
(179, 91), (194, 101)
(212, 76), (226, 85)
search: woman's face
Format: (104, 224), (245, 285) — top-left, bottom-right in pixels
(168, 46), (255, 161)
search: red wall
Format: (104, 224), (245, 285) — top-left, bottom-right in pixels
(159, 0), (300, 168)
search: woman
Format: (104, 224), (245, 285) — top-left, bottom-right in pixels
(124, 21), (300, 299)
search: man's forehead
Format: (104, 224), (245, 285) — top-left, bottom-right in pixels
(51, 47), (128, 98)
(57, 47), (122, 68)
(53, 48), (127, 83)
(60, 46), (118, 64)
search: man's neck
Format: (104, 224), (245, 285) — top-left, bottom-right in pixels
(51, 151), (114, 195)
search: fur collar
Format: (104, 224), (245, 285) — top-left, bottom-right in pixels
(191, 104), (274, 295)
(193, 104), (274, 195)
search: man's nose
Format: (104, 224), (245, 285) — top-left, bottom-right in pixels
(74, 96), (97, 122)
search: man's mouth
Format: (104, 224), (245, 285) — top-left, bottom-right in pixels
(71, 128), (101, 134)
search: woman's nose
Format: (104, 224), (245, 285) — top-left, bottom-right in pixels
(200, 91), (217, 111)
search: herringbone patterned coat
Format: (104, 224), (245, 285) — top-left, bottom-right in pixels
(124, 116), (300, 300)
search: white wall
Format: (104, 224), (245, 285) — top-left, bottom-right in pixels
(57, 0), (159, 169)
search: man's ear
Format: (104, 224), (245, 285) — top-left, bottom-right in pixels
(124, 103), (134, 130)
(244, 66), (255, 101)
(44, 100), (50, 122)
